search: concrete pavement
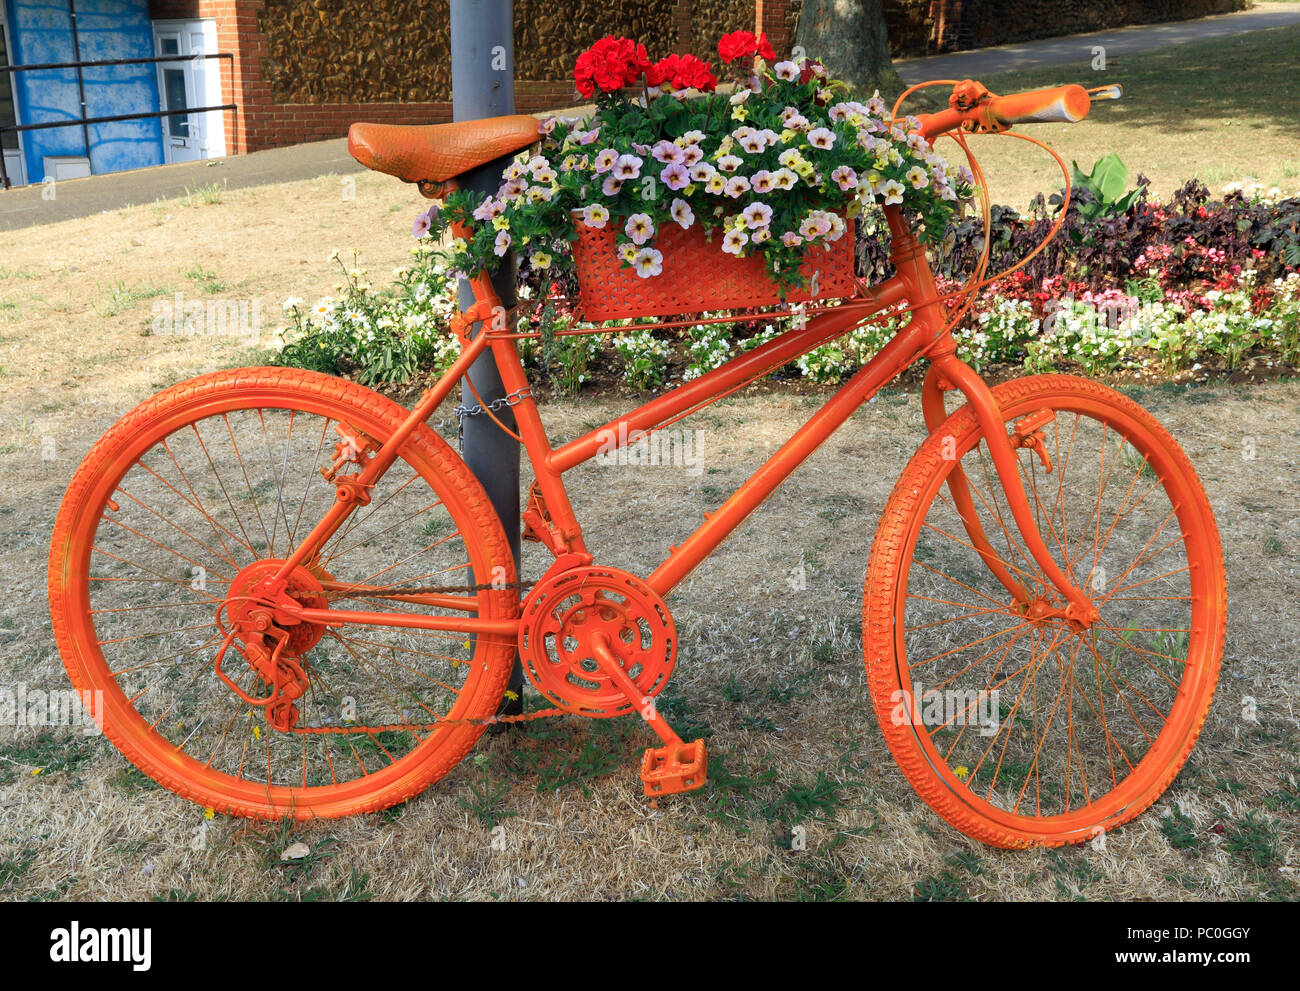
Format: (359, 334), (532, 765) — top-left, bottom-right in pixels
(0, 136), (363, 233)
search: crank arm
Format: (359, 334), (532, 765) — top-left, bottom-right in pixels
(589, 633), (681, 748)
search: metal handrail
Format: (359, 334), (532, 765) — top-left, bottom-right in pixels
(2, 51), (233, 74)
(2, 104), (237, 134)
(0, 52), (237, 190)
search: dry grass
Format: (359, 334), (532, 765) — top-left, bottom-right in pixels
(1, 68), (1298, 901)
(1, 374), (1297, 901)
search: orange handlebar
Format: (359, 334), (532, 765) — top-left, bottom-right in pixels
(916, 80), (1108, 139)
(987, 84), (1091, 126)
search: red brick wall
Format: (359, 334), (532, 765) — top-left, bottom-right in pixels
(756, 0), (795, 59)
(153, 2), (766, 155)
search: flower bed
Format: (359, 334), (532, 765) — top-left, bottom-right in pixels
(857, 173), (1300, 301)
(275, 175), (1300, 391)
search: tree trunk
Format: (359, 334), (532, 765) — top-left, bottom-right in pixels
(794, 0), (904, 99)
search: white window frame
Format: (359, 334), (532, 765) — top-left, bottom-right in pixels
(1, 3), (28, 186)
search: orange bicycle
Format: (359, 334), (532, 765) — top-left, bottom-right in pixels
(48, 80), (1226, 848)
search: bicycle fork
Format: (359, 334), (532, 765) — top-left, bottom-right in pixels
(885, 206), (1097, 628)
(921, 353), (1098, 627)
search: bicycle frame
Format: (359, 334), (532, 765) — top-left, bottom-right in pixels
(271, 198), (1097, 641)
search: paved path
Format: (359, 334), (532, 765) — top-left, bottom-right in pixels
(895, 1), (1300, 83)
(3, 3), (1298, 232)
(0, 137), (362, 232)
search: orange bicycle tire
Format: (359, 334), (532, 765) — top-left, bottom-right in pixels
(864, 375), (1226, 848)
(48, 367), (518, 820)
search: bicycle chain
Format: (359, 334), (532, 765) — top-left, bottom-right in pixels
(455, 386), (533, 451)
(302, 579), (564, 731)
(285, 705), (567, 735)
(453, 386), (534, 422)
(322, 579), (534, 599)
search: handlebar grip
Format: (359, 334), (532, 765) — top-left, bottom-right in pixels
(988, 84), (1091, 125)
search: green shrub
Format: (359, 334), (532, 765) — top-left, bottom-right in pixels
(275, 246), (458, 386)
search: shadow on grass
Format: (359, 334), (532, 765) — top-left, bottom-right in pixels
(901, 25), (1300, 135)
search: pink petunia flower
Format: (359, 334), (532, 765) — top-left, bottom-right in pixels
(807, 127), (836, 150)
(594, 148), (618, 173)
(689, 162), (717, 183)
(625, 213), (655, 245)
(670, 198), (695, 229)
(661, 163), (690, 191)
(651, 140), (684, 164)
(613, 154), (643, 180)
(741, 202), (773, 229)
(831, 166), (858, 192)
(723, 176), (751, 198)
(722, 228), (749, 256)
(633, 247), (664, 278)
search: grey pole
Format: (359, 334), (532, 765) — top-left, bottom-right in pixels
(450, 0), (524, 719)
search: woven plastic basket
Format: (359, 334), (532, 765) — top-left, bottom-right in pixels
(571, 213), (857, 321)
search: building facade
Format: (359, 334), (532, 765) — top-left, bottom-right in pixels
(1, 0), (226, 187)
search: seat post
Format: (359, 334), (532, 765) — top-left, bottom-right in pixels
(450, 0), (525, 721)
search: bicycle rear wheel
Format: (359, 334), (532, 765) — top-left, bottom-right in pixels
(49, 367), (518, 819)
(864, 374), (1225, 848)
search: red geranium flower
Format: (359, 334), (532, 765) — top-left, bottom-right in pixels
(647, 53), (719, 92)
(646, 53), (681, 88)
(717, 30), (776, 63)
(678, 54), (719, 91)
(574, 36), (652, 98)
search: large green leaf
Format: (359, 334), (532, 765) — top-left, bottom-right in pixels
(1090, 153), (1130, 205)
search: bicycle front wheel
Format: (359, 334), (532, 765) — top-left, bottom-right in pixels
(864, 374), (1226, 848)
(49, 367), (518, 819)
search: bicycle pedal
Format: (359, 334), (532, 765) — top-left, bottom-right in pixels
(640, 739), (707, 797)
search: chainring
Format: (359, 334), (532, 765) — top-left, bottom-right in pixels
(518, 566), (676, 718)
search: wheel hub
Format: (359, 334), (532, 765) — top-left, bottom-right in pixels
(226, 559), (330, 655)
(1018, 592), (1098, 630)
(218, 559), (331, 731)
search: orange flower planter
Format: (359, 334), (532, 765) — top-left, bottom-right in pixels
(571, 214), (858, 321)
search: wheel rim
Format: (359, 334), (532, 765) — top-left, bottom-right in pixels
(887, 387), (1221, 841)
(51, 373), (514, 814)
